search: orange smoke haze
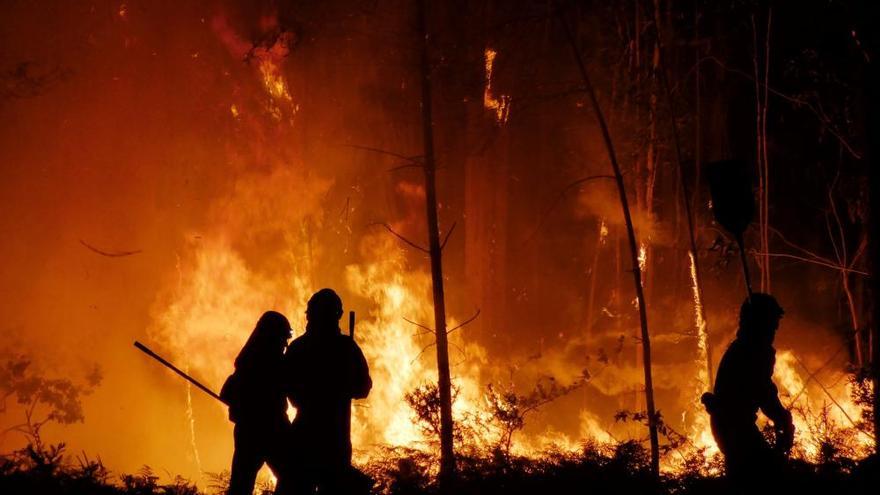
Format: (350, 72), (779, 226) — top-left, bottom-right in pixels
(0, 0), (870, 486)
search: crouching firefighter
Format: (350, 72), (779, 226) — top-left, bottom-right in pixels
(702, 293), (794, 491)
(221, 311), (293, 495)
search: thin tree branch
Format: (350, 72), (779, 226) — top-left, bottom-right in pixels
(448, 341), (468, 364)
(824, 212), (843, 265)
(752, 251), (869, 276)
(769, 226), (837, 266)
(524, 175), (615, 243)
(344, 144), (424, 165)
(79, 240), (142, 257)
(411, 341), (436, 366)
(447, 309), (481, 334)
(440, 222), (457, 251)
(697, 55), (862, 159)
(788, 344), (846, 405)
(389, 163), (424, 173)
(792, 354), (876, 441)
(403, 316), (434, 334)
(519, 379), (588, 417)
(828, 170), (848, 264)
(410, 335), (470, 366)
(849, 235), (867, 269)
(1, 423), (30, 437)
(370, 222), (429, 253)
(339, 196), (351, 221)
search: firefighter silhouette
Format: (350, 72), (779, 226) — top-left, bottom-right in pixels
(702, 293), (794, 490)
(280, 289), (372, 495)
(221, 311), (292, 495)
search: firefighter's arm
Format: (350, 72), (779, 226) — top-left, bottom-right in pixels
(349, 340), (372, 400)
(761, 381), (792, 425)
(760, 350), (794, 452)
(762, 381), (794, 452)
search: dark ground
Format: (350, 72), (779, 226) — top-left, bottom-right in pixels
(3, 440), (878, 495)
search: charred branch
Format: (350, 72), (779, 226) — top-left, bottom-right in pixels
(370, 223), (429, 253)
(79, 240), (142, 258)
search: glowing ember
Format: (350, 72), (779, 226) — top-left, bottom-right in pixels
(687, 253), (709, 387)
(483, 48), (511, 124)
(638, 242), (647, 273)
(258, 59), (292, 104)
(687, 252), (715, 456)
(184, 381), (203, 482)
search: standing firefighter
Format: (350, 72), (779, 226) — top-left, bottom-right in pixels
(281, 288), (372, 495)
(702, 293), (794, 490)
(220, 311), (293, 495)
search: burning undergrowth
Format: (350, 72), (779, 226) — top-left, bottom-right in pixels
(140, 26), (874, 468)
(148, 180), (876, 470)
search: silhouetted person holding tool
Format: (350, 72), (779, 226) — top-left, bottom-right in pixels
(220, 311), (293, 495)
(702, 293), (794, 492)
(281, 288), (372, 495)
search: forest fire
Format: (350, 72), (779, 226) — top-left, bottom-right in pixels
(1, 1), (877, 494)
(147, 186), (871, 468)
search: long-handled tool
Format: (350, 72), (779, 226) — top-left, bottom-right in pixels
(137, 311), (356, 402)
(134, 341), (225, 404)
(706, 159), (755, 299)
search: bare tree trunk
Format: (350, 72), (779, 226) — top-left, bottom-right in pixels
(864, 8), (880, 451)
(842, 269), (864, 366)
(650, 0), (713, 386)
(752, 8), (773, 292)
(559, 11), (661, 479)
(416, 0), (456, 487)
(762, 9), (772, 292)
(642, 14), (659, 318)
(693, 0), (702, 230)
(871, 99), (880, 455)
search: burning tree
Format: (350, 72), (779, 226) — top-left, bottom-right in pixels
(416, 0), (457, 487)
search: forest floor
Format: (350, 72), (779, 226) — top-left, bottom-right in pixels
(2, 440), (878, 495)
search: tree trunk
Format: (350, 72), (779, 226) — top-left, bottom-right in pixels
(751, 8), (773, 292)
(559, 11), (661, 479)
(651, 0), (713, 387)
(865, 7), (880, 452)
(870, 99), (880, 452)
(416, 0), (456, 487)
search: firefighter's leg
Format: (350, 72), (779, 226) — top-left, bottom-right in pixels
(728, 425), (777, 492)
(229, 425), (266, 495)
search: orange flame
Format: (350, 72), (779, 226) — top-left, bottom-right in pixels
(687, 252), (717, 458)
(483, 48), (511, 124)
